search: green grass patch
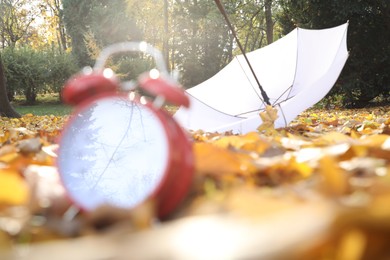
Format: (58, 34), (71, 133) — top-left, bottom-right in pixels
(14, 103), (72, 116)
(11, 94), (72, 116)
(11, 94), (179, 116)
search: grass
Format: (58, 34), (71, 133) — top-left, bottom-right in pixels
(14, 103), (72, 116)
(10, 92), (389, 117)
(11, 93), (180, 116)
(11, 93), (72, 116)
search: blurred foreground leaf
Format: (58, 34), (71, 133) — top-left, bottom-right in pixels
(0, 170), (28, 206)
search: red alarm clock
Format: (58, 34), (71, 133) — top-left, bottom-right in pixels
(57, 42), (193, 218)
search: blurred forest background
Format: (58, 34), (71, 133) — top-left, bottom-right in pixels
(0, 0), (389, 107)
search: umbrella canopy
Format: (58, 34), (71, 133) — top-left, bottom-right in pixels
(174, 22), (349, 134)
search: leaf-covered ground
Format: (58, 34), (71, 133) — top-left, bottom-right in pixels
(0, 106), (390, 259)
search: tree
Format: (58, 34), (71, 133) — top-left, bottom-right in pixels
(0, 52), (20, 118)
(227, 0), (281, 53)
(264, 0), (274, 44)
(42, 0), (69, 52)
(62, 0), (141, 67)
(61, 0), (94, 66)
(0, 0), (42, 48)
(279, 0), (390, 107)
(3, 47), (45, 104)
(163, 0), (169, 67)
(169, 0), (233, 87)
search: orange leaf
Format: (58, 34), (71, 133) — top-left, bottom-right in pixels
(359, 134), (390, 148)
(0, 152), (20, 164)
(194, 142), (256, 176)
(0, 144), (17, 157)
(212, 132), (271, 154)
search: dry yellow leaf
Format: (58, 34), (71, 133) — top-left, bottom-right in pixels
(0, 152), (20, 164)
(258, 105), (278, 132)
(212, 132), (258, 149)
(287, 157), (313, 178)
(359, 134), (390, 148)
(315, 131), (352, 146)
(212, 132), (271, 154)
(318, 156), (348, 196)
(225, 187), (304, 218)
(336, 229), (366, 260)
(0, 169), (29, 205)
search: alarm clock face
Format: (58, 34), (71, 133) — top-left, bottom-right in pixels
(57, 95), (169, 211)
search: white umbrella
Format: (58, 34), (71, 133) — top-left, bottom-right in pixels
(174, 22), (349, 134)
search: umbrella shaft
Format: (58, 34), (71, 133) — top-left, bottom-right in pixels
(214, 0), (271, 105)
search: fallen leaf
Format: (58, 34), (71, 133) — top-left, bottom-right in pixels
(318, 156), (349, 196)
(258, 105), (278, 132)
(212, 132), (271, 154)
(0, 169), (29, 205)
(194, 142), (256, 176)
(336, 229), (366, 260)
(18, 137), (42, 154)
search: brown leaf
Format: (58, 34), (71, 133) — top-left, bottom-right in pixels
(17, 137), (42, 154)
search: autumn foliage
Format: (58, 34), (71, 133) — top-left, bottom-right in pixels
(0, 106), (390, 259)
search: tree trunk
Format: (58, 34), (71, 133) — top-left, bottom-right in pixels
(0, 53), (21, 118)
(25, 86), (37, 105)
(56, 0), (68, 52)
(264, 0), (273, 45)
(163, 0), (169, 70)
